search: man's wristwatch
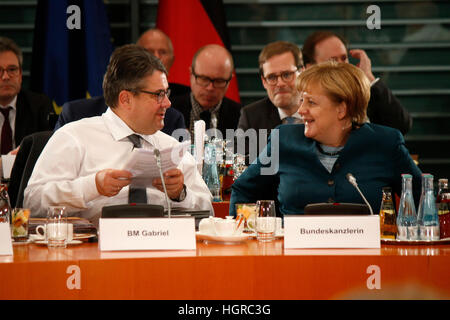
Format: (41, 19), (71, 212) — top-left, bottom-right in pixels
(172, 184), (187, 202)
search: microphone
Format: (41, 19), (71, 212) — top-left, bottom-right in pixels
(154, 149), (171, 218)
(346, 173), (374, 215)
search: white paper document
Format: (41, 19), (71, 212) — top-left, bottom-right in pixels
(122, 141), (190, 188)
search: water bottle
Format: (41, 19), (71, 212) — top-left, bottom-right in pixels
(437, 178), (450, 239)
(397, 174), (418, 240)
(0, 183), (12, 224)
(202, 143), (221, 202)
(379, 187), (397, 240)
(417, 174), (440, 240)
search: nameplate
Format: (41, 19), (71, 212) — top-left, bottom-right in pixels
(0, 223), (13, 256)
(284, 215), (380, 249)
(99, 217), (196, 251)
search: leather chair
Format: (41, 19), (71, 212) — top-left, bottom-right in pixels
(8, 131), (53, 208)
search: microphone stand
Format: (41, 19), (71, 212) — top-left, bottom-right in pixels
(154, 149), (171, 218)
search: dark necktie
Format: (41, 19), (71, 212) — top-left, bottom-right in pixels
(0, 107), (13, 155)
(128, 134), (148, 204)
(200, 111), (211, 130)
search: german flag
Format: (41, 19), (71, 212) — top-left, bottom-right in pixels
(156, 0), (240, 103)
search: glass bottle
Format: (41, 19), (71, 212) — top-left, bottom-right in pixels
(417, 174), (440, 240)
(0, 183), (12, 224)
(437, 178), (450, 239)
(397, 174), (418, 240)
(379, 187), (397, 240)
(202, 143), (221, 202)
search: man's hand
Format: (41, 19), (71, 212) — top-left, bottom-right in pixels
(349, 49), (375, 82)
(152, 168), (184, 200)
(95, 169), (132, 197)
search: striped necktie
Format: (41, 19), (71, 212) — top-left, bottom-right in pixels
(128, 134), (148, 203)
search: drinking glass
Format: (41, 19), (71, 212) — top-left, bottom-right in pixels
(256, 200), (276, 242)
(46, 206), (68, 248)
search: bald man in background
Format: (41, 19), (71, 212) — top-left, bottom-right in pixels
(170, 44), (241, 138)
(55, 28), (189, 133)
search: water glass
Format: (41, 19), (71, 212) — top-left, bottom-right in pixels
(256, 200), (276, 242)
(46, 206), (68, 248)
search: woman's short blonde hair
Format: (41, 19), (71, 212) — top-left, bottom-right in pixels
(296, 61), (371, 124)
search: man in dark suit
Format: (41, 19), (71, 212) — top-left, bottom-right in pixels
(0, 37), (53, 155)
(170, 44), (241, 139)
(301, 30), (412, 135)
(238, 41), (303, 163)
(55, 95), (185, 136)
(55, 28), (188, 135)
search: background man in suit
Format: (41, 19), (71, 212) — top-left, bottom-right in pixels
(0, 37), (52, 155)
(55, 28), (188, 135)
(170, 44), (241, 139)
(302, 30), (412, 135)
(237, 41), (303, 163)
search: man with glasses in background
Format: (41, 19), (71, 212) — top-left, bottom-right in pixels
(25, 44), (213, 226)
(0, 37), (53, 155)
(170, 44), (241, 138)
(237, 41), (303, 158)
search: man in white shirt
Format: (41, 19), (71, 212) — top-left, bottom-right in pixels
(24, 44), (213, 226)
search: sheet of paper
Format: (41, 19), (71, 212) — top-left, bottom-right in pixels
(1, 154), (16, 179)
(122, 141), (190, 188)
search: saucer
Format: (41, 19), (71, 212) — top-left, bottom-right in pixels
(30, 233), (95, 242)
(34, 240), (83, 246)
(196, 232), (251, 244)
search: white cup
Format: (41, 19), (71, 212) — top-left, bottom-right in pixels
(199, 217), (222, 235)
(213, 217), (244, 236)
(36, 223), (73, 242)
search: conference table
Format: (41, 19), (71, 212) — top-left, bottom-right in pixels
(1, 202), (449, 300)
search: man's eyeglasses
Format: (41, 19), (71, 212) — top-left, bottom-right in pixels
(137, 89), (171, 103)
(263, 69), (298, 85)
(0, 66), (20, 78)
(192, 70), (231, 88)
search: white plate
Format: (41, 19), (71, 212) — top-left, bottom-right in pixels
(30, 233), (95, 241)
(33, 240), (83, 246)
(196, 232), (251, 244)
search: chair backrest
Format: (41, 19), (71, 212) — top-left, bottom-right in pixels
(8, 131), (53, 208)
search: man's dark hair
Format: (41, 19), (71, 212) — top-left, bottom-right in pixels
(258, 41), (303, 75)
(302, 31), (348, 66)
(0, 36), (23, 68)
(103, 44), (167, 108)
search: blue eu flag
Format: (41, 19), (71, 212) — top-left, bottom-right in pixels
(30, 0), (113, 114)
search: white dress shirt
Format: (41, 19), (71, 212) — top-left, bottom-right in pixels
(24, 108), (213, 226)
